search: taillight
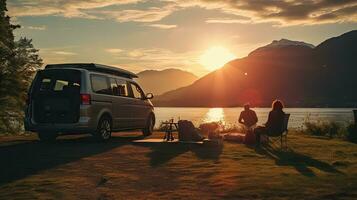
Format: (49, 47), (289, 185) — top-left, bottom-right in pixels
(80, 94), (91, 105)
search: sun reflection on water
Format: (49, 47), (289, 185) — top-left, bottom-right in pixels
(204, 108), (225, 123)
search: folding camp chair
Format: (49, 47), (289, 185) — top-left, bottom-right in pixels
(267, 113), (290, 149)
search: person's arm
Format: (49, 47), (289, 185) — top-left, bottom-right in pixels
(253, 111), (258, 124)
(238, 112), (244, 124)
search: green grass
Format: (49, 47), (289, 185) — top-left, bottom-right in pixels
(303, 121), (357, 144)
(0, 132), (356, 199)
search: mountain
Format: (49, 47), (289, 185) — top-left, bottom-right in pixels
(261, 39), (315, 48)
(153, 30), (357, 107)
(249, 39), (314, 57)
(136, 68), (198, 96)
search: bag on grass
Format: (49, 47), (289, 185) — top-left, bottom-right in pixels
(244, 131), (256, 145)
(178, 120), (204, 141)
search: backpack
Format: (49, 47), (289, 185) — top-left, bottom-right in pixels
(244, 131), (256, 145)
(178, 120), (204, 141)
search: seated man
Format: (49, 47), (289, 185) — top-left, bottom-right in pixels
(238, 103), (258, 131)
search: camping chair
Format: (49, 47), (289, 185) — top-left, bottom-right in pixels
(267, 114), (290, 150)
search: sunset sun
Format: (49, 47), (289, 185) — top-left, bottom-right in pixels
(199, 46), (236, 71)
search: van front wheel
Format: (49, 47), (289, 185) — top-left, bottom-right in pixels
(142, 115), (154, 136)
(95, 117), (112, 141)
(38, 132), (57, 142)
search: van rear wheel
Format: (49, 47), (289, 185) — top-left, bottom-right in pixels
(142, 114), (154, 136)
(38, 132), (57, 142)
(95, 116), (112, 141)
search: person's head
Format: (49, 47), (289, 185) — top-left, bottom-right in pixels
(272, 99), (284, 111)
(244, 103), (250, 111)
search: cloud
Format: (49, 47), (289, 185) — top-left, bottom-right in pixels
(90, 4), (178, 23)
(191, 0), (357, 26)
(127, 49), (146, 57)
(170, 0), (357, 25)
(205, 18), (251, 24)
(27, 25), (46, 30)
(105, 48), (124, 54)
(8, 0), (357, 26)
(53, 51), (77, 56)
(106, 47), (206, 75)
(39, 47), (79, 64)
(146, 24), (177, 29)
(8, 0), (142, 18)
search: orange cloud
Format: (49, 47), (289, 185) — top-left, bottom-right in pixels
(8, 0), (357, 25)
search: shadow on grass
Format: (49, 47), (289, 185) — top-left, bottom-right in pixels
(0, 134), (144, 186)
(134, 142), (223, 167)
(255, 145), (343, 177)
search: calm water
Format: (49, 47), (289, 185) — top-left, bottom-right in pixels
(154, 107), (355, 129)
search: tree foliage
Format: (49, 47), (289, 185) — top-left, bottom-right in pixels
(0, 0), (42, 133)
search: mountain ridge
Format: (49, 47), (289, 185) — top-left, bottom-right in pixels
(153, 30), (357, 107)
(136, 68), (198, 96)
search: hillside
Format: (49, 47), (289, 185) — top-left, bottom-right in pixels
(136, 69), (198, 96)
(153, 30), (357, 107)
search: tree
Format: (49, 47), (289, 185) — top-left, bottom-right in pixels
(0, 0), (42, 133)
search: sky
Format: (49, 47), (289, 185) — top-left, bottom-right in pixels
(8, 0), (357, 77)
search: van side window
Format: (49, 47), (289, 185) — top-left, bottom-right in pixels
(109, 78), (119, 96)
(91, 75), (111, 95)
(116, 79), (129, 97)
(129, 82), (144, 99)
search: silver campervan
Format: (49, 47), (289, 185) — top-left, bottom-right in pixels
(24, 63), (155, 141)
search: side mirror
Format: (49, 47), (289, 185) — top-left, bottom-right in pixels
(145, 93), (154, 99)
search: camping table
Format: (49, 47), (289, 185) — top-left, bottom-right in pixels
(162, 121), (178, 141)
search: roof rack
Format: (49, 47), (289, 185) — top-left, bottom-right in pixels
(45, 63), (138, 79)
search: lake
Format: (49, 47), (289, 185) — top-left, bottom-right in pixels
(154, 107), (356, 129)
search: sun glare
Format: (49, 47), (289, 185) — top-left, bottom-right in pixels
(199, 46), (236, 71)
(204, 108), (224, 123)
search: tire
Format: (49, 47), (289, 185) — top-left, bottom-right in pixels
(38, 132), (57, 142)
(94, 116), (112, 141)
(142, 114), (155, 136)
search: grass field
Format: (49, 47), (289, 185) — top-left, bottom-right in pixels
(0, 132), (356, 200)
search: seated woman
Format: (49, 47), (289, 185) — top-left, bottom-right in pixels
(254, 100), (285, 146)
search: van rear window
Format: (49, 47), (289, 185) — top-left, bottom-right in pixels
(91, 75), (111, 95)
(39, 78), (51, 91)
(54, 80), (69, 91)
(35, 69), (81, 93)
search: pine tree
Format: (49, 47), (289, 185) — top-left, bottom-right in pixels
(0, 0), (42, 133)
